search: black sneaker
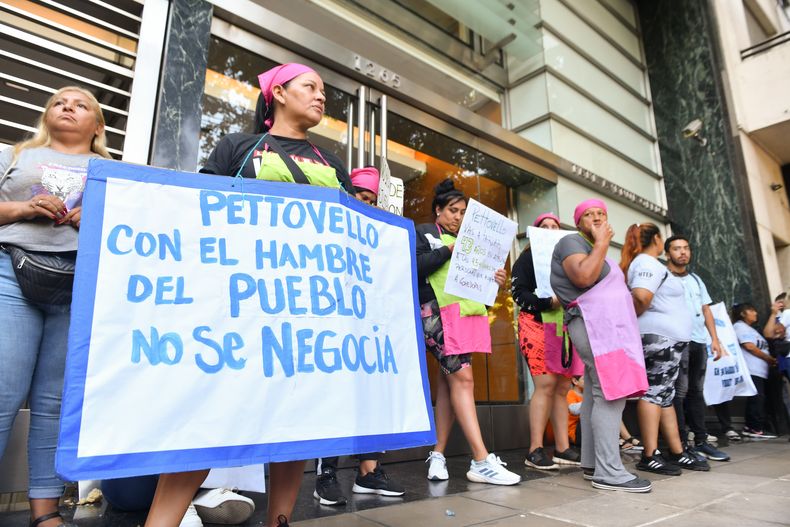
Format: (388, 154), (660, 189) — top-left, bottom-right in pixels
(582, 467), (595, 480)
(667, 449), (710, 471)
(636, 450), (681, 476)
(591, 476), (652, 493)
(352, 467), (405, 496)
(552, 447), (581, 466)
(275, 515), (289, 527)
(313, 468), (347, 506)
(693, 442), (730, 462)
(685, 445), (708, 463)
(525, 447), (559, 470)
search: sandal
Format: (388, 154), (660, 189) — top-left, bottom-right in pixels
(623, 437), (643, 452)
(30, 511), (64, 527)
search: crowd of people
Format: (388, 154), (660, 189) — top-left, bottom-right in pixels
(1, 64), (789, 527)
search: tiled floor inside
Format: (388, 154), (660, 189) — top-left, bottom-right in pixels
(3, 437), (790, 526)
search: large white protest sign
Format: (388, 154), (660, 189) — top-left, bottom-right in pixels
(377, 160), (404, 216)
(444, 199), (517, 305)
(526, 226), (574, 298)
(56, 160), (435, 480)
(703, 302), (757, 405)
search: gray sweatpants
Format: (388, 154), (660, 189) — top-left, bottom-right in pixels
(569, 316), (635, 484)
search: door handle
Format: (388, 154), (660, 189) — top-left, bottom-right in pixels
(346, 98), (354, 171)
(379, 95), (388, 164)
(356, 86), (366, 170)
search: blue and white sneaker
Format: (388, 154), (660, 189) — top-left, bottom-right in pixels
(466, 453), (521, 485)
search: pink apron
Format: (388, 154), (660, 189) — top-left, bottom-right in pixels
(541, 308), (584, 376)
(569, 257), (647, 400)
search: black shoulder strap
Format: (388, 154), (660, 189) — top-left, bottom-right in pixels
(657, 270), (669, 291)
(262, 135), (310, 185)
(690, 272), (703, 289)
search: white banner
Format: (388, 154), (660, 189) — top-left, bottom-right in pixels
(526, 226), (574, 298)
(703, 302), (758, 405)
(444, 198), (517, 305)
(56, 160), (435, 481)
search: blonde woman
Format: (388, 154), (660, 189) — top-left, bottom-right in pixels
(0, 86), (109, 527)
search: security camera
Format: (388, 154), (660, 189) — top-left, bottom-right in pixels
(682, 118), (707, 146)
(682, 119), (702, 136)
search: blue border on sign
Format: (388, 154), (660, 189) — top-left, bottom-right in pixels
(56, 159), (435, 481)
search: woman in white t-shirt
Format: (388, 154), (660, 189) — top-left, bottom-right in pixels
(732, 303), (778, 438)
(620, 223), (707, 476)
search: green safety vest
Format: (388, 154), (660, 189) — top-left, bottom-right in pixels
(256, 150), (341, 189)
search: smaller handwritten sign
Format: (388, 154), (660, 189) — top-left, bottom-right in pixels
(527, 226), (574, 298)
(377, 160), (404, 216)
(703, 302), (757, 405)
(444, 199), (517, 305)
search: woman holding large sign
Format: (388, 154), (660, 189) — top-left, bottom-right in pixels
(145, 63), (350, 527)
(417, 179), (521, 486)
(0, 87), (110, 527)
(511, 213), (581, 470)
(549, 199), (651, 493)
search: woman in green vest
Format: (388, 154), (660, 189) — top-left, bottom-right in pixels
(418, 179), (521, 486)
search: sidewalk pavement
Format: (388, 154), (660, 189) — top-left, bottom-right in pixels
(2, 438), (789, 526)
(293, 438), (790, 527)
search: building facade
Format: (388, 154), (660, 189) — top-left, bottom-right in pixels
(1, 0), (786, 463)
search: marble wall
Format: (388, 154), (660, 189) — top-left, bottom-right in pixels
(149, 0), (213, 172)
(636, 0), (770, 309)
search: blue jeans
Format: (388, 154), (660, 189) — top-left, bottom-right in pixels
(0, 250), (70, 499)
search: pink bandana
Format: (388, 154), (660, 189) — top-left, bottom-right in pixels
(533, 212), (560, 228)
(257, 63), (316, 129)
(350, 167), (380, 195)
(573, 199), (608, 226)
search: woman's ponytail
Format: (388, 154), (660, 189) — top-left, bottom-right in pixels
(619, 222), (661, 274)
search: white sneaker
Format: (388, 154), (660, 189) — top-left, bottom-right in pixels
(426, 451), (449, 481)
(192, 488), (255, 524)
(179, 504), (203, 527)
(466, 453), (521, 486)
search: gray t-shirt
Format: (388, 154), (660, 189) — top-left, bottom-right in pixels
(550, 233), (611, 313)
(0, 147), (97, 252)
(627, 253), (692, 342)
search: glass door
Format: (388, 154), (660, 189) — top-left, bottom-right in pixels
(199, 32), (559, 405)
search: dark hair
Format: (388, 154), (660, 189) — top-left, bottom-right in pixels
(253, 79), (294, 134)
(431, 178), (466, 213)
(619, 223), (661, 273)
(776, 292), (787, 302)
(731, 302), (757, 323)
(664, 234), (690, 253)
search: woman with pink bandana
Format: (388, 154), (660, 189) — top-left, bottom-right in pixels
(145, 63), (348, 527)
(511, 213), (581, 470)
(549, 199), (651, 493)
(350, 166), (379, 206)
